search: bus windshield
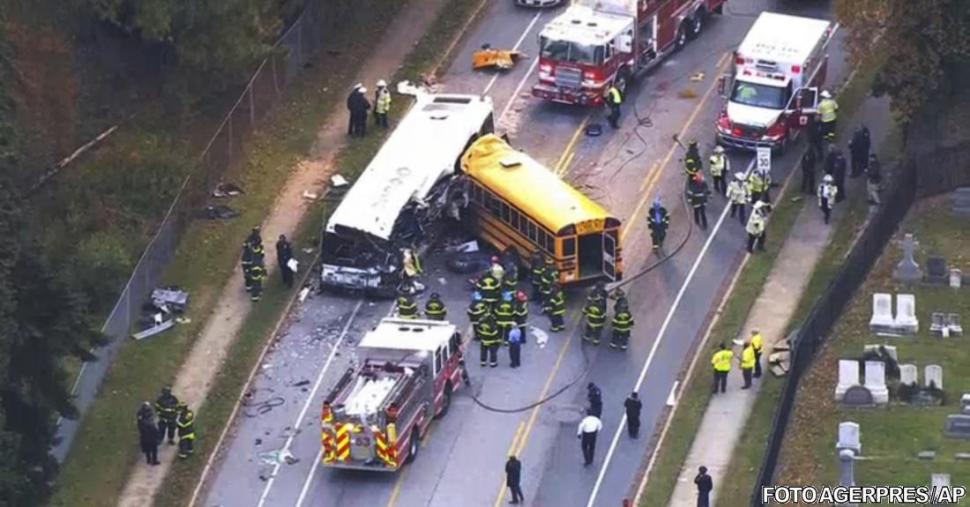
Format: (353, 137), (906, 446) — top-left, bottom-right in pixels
(540, 37), (604, 65)
(730, 80), (789, 109)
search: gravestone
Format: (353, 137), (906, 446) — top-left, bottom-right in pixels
(835, 360), (860, 401)
(869, 293), (895, 333)
(926, 256), (948, 284)
(895, 294), (919, 334)
(842, 385), (874, 406)
(839, 449), (855, 487)
(948, 314), (963, 336)
(951, 269), (963, 289)
(894, 234), (922, 282)
(837, 422), (861, 455)
(961, 394), (970, 414)
(944, 414), (970, 438)
(931, 312), (947, 335)
(900, 364), (918, 386)
(925, 364), (943, 390)
(865, 361), (889, 404)
(953, 187), (970, 216)
(864, 344), (897, 362)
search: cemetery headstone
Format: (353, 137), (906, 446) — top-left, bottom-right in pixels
(839, 449), (855, 487)
(835, 360), (860, 400)
(944, 414), (970, 439)
(918, 451), (936, 460)
(894, 234), (922, 282)
(961, 393), (970, 414)
(948, 314), (963, 336)
(925, 364), (943, 390)
(899, 364), (918, 386)
(837, 422), (861, 455)
(865, 361), (889, 404)
(869, 293), (895, 333)
(931, 312), (946, 335)
(926, 256), (948, 284)
(894, 294), (919, 334)
(842, 385), (874, 407)
(951, 269), (963, 289)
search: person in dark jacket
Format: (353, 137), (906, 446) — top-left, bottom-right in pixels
(137, 402), (160, 465)
(686, 173), (711, 230)
(848, 125), (871, 178)
(348, 85), (371, 137)
(801, 147), (817, 194)
(587, 382), (603, 418)
(624, 392), (642, 438)
(695, 466), (713, 507)
(825, 146), (847, 203)
(505, 455), (524, 504)
(276, 234), (294, 288)
(647, 198), (670, 250)
(155, 386), (180, 445)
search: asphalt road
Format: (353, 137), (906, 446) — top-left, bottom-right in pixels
(200, 1), (849, 506)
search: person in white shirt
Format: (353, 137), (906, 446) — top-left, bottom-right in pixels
(576, 410), (603, 466)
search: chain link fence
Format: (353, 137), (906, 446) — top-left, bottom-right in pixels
(53, 0), (330, 462)
(751, 141), (970, 504)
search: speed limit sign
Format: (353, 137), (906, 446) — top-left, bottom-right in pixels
(756, 147), (771, 174)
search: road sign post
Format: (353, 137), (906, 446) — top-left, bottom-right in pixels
(756, 147), (771, 174)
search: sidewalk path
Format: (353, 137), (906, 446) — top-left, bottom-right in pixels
(116, 1), (451, 505)
(667, 95), (892, 507)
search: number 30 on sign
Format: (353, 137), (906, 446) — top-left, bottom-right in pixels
(756, 147), (771, 174)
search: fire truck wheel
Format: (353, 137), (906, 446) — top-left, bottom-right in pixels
(689, 8), (705, 39)
(405, 430), (420, 464)
(675, 23), (688, 51)
(436, 383), (453, 419)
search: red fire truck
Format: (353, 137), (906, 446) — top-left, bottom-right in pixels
(532, 0), (727, 106)
(320, 318), (465, 471)
(714, 12), (836, 151)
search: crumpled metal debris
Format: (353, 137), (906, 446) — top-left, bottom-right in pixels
(202, 204), (239, 220)
(212, 182), (244, 197)
(473, 44), (525, 70)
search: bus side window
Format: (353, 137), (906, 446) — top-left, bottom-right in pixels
(472, 184), (483, 203)
(486, 192), (500, 214)
(500, 202), (510, 222)
(563, 237), (576, 257)
(510, 210), (521, 231)
(527, 221), (537, 242)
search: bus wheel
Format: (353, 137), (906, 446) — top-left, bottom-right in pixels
(675, 23), (688, 51)
(436, 383), (453, 419)
(690, 8), (705, 39)
(405, 430), (420, 464)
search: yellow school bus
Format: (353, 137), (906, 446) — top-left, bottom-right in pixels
(460, 134), (623, 284)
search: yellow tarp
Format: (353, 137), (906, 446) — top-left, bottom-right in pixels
(472, 48), (523, 70)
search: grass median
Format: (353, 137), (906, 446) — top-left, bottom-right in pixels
(636, 55), (885, 506)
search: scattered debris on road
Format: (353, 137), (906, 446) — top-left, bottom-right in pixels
(242, 388), (285, 417)
(202, 204), (240, 220)
(689, 71), (705, 82)
(132, 288), (190, 340)
(472, 44), (525, 70)
(531, 326), (549, 349)
(330, 174), (349, 187)
(212, 182), (244, 198)
(302, 190), (319, 200)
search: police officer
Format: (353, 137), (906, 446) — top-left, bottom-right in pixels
(647, 198), (670, 250)
(582, 300), (606, 345)
(544, 284), (566, 332)
(396, 293), (419, 319)
(529, 252), (546, 302)
(514, 291), (529, 344)
(155, 386), (180, 445)
(276, 234), (294, 288)
(350, 85), (371, 137)
(848, 125), (870, 178)
(817, 174), (838, 224)
(249, 261), (266, 302)
(467, 292), (488, 329)
(687, 173), (711, 230)
(746, 201), (767, 253)
(587, 382), (603, 418)
(818, 90), (838, 142)
(709, 145), (729, 196)
(741, 340), (756, 389)
(508, 327), (523, 368)
(477, 313), (501, 367)
(494, 293), (517, 343)
(177, 403), (196, 459)
(711, 343), (733, 394)
(605, 83), (623, 129)
(137, 402), (160, 465)
(750, 329), (764, 379)
(624, 392), (642, 439)
(347, 83), (363, 135)
(726, 171), (750, 226)
(374, 79), (391, 128)
(477, 272), (501, 310)
(829, 147), (847, 203)
(610, 305), (634, 350)
(424, 293), (447, 321)
(801, 147), (817, 195)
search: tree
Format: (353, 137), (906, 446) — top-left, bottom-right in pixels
(836, 0), (970, 124)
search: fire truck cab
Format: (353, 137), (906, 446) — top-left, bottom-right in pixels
(320, 318), (465, 471)
(715, 12), (835, 152)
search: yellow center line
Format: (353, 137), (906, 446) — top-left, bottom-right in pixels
(557, 152), (576, 178)
(554, 114), (591, 176)
(492, 422), (526, 507)
(620, 52), (733, 243)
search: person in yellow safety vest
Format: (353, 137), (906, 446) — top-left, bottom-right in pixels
(489, 256), (505, 284)
(582, 301), (607, 345)
(605, 84), (623, 129)
(396, 294), (418, 319)
(176, 404), (195, 459)
(424, 293), (447, 321)
(374, 80), (391, 129)
(711, 343), (733, 394)
(747, 170), (766, 204)
(544, 285), (566, 332)
(514, 291), (529, 344)
(709, 145), (730, 196)
(529, 252), (546, 302)
(477, 273), (501, 309)
(610, 307), (634, 350)
(746, 201), (767, 253)
(494, 293), (517, 343)
(727, 171), (750, 226)
(818, 90), (838, 141)
(741, 340), (756, 389)
(467, 292), (489, 330)
(476, 313), (501, 367)
(750, 329), (764, 378)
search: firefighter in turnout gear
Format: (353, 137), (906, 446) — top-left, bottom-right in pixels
(249, 261), (266, 302)
(544, 284), (566, 332)
(727, 171), (750, 226)
(396, 294), (419, 319)
(540, 263), (559, 308)
(514, 291), (529, 344)
(709, 145), (729, 196)
(494, 293), (517, 343)
(684, 139), (702, 182)
(467, 292), (489, 329)
(610, 307), (634, 350)
(686, 173), (712, 230)
(583, 300), (607, 345)
(818, 90), (838, 141)
(155, 387), (180, 445)
(647, 198), (670, 250)
(477, 314), (501, 367)
(477, 273), (501, 309)
(177, 404), (196, 458)
(613, 287), (629, 314)
(605, 84), (623, 129)
(586, 282), (608, 310)
(529, 252), (546, 302)
(424, 293), (447, 321)
(241, 243), (255, 293)
(503, 261), (519, 293)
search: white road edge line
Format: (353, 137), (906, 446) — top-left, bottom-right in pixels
(584, 158), (756, 507)
(482, 11), (543, 96)
(294, 448), (325, 507)
(256, 300), (364, 507)
(665, 381), (680, 407)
